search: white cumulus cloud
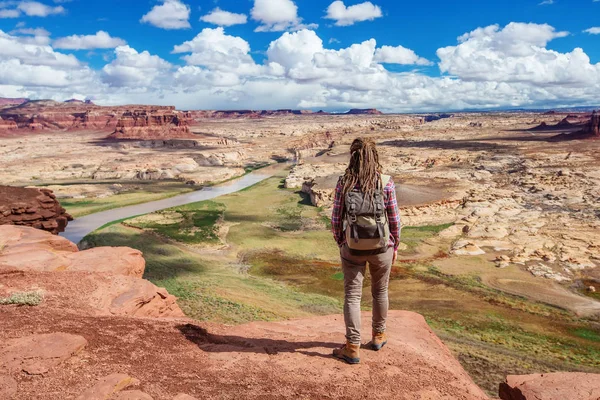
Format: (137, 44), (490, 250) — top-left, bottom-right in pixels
(54, 31), (126, 50)
(374, 45), (432, 66)
(2, 22), (600, 114)
(584, 27), (600, 34)
(325, 1), (382, 26)
(251, 0), (316, 32)
(436, 23), (598, 87)
(200, 8), (247, 27)
(141, 0), (191, 30)
(102, 45), (172, 87)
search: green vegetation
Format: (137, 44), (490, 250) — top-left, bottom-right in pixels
(401, 223), (454, 253)
(127, 201), (225, 244)
(0, 290), (44, 306)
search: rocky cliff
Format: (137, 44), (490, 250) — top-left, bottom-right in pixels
(586, 110), (600, 137)
(109, 110), (192, 140)
(0, 186), (73, 234)
(0, 100), (191, 137)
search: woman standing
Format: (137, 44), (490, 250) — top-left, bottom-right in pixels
(331, 138), (401, 364)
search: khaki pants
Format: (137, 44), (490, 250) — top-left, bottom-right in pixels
(340, 244), (394, 344)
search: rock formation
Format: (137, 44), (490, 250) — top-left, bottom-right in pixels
(109, 110), (192, 140)
(586, 110), (600, 137)
(0, 186), (73, 234)
(0, 225), (183, 318)
(499, 372), (600, 400)
(0, 98), (28, 107)
(0, 116), (18, 132)
(0, 100), (194, 137)
(345, 108), (383, 115)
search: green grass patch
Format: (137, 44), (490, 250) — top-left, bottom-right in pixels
(127, 201), (225, 245)
(401, 223), (454, 253)
(0, 290), (44, 306)
(572, 328), (600, 343)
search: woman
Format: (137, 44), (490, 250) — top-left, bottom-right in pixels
(331, 138), (401, 364)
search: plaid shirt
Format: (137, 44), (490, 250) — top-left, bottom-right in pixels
(331, 176), (401, 250)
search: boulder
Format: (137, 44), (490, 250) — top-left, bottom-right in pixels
(0, 186), (73, 234)
(0, 226), (145, 278)
(0, 333), (87, 375)
(452, 240), (486, 256)
(0, 226), (183, 318)
(499, 372), (600, 400)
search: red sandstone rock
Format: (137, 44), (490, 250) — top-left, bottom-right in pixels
(109, 110), (192, 140)
(0, 186), (73, 234)
(0, 333), (87, 375)
(0, 116), (18, 132)
(75, 374), (139, 400)
(0, 226), (145, 277)
(499, 372), (600, 400)
(0, 226), (183, 318)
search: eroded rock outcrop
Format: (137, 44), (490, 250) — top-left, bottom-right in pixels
(109, 110), (192, 140)
(499, 372), (600, 400)
(0, 225), (183, 318)
(586, 110), (600, 137)
(0, 186), (73, 234)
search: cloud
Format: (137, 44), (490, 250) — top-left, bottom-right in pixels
(0, 9), (20, 18)
(538, 0), (554, 4)
(251, 0), (316, 32)
(18, 1), (64, 16)
(200, 8), (247, 26)
(584, 27), (600, 34)
(11, 27), (50, 36)
(0, 1), (65, 18)
(54, 31), (126, 50)
(102, 45), (172, 87)
(0, 29), (94, 88)
(141, 0), (191, 30)
(325, 1), (382, 26)
(436, 23), (586, 85)
(374, 45), (432, 66)
(2, 22), (600, 113)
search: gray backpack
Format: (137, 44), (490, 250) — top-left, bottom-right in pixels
(344, 175), (391, 252)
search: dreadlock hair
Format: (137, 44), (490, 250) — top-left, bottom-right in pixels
(341, 137), (383, 199)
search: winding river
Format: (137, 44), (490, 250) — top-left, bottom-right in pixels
(60, 171), (274, 244)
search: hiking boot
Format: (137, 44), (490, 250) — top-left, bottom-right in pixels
(371, 330), (388, 351)
(333, 341), (360, 364)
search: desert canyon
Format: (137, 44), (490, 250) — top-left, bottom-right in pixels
(1, 98), (600, 399)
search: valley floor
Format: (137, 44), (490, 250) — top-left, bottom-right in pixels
(81, 172), (600, 396)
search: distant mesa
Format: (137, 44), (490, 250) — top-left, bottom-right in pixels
(0, 97), (28, 107)
(533, 110), (600, 141)
(65, 99), (95, 105)
(108, 109), (193, 140)
(345, 108), (383, 115)
(424, 113), (454, 122)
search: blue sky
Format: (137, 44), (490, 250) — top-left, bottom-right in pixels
(1, 0), (600, 111)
